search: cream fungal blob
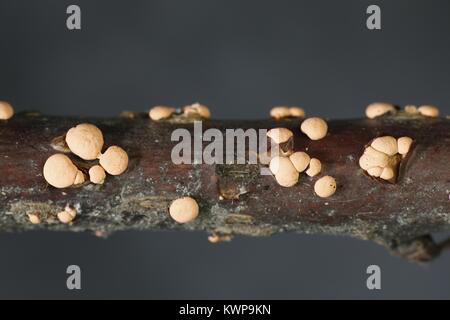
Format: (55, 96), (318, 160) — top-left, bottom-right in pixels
(183, 103), (211, 119)
(300, 117), (328, 140)
(99, 146), (129, 175)
(89, 165), (106, 184)
(365, 102), (395, 119)
(397, 137), (413, 155)
(404, 105), (418, 114)
(358, 146), (389, 170)
(73, 171), (85, 185)
(270, 106), (291, 119)
(266, 128), (293, 144)
(418, 105), (439, 117)
(289, 107), (305, 118)
(0, 101), (14, 120)
(306, 158), (321, 177)
(269, 156), (299, 187)
(27, 213), (41, 225)
(380, 167), (395, 180)
(43, 154), (80, 188)
(57, 206), (77, 224)
(149, 106), (176, 120)
(314, 176), (337, 198)
(169, 197), (199, 223)
(371, 136), (398, 156)
(66, 123), (104, 160)
(367, 166), (383, 177)
(289, 152), (310, 173)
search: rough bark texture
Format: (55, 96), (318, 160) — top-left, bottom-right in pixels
(0, 111), (449, 262)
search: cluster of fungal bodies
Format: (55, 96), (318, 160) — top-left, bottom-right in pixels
(270, 106), (305, 119)
(149, 103), (211, 121)
(263, 110), (337, 198)
(40, 123), (129, 224)
(366, 102), (440, 119)
(359, 135), (413, 182)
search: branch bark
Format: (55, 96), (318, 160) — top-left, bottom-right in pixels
(0, 111), (449, 262)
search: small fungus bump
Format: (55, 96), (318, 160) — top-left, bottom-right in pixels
(306, 158), (321, 177)
(270, 106), (291, 119)
(314, 176), (337, 198)
(66, 123), (104, 160)
(418, 105), (439, 118)
(300, 117), (328, 140)
(267, 128), (293, 144)
(397, 136), (413, 155)
(289, 152), (310, 173)
(404, 105), (418, 114)
(73, 170), (85, 185)
(367, 166), (383, 177)
(57, 206), (77, 224)
(289, 107), (305, 118)
(208, 233), (233, 243)
(27, 213), (41, 225)
(183, 103), (211, 119)
(89, 165), (106, 184)
(0, 101), (14, 120)
(269, 156), (299, 187)
(365, 102), (396, 119)
(380, 167), (395, 181)
(371, 136), (398, 156)
(169, 197), (199, 223)
(43, 154), (79, 188)
(99, 146), (129, 176)
(358, 146), (389, 170)
(149, 106), (176, 121)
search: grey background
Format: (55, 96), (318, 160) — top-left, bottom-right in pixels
(0, 0), (449, 299)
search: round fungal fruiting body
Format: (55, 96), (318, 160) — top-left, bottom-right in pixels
(397, 137), (413, 155)
(269, 156), (299, 187)
(169, 197), (199, 223)
(43, 154), (79, 188)
(367, 166), (383, 177)
(27, 213), (41, 225)
(371, 136), (398, 156)
(289, 152), (310, 173)
(57, 206), (77, 224)
(314, 176), (337, 198)
(183, 103), (211, 119)
(358, 146), (389, 170)
(89, 165), (106, 184)
(99, 146), (129, 175)
(270, 106), (291, 119)
(418, 105), (439, 117)
(66, 123), (104, 160)
(300, 117), (328, 140)
(149, 106), (176, 121)
(0, 101), (14, 120)
(73, 170), (85, 185)
(404, 105), (418, 114)
(365, 102), (395, 119)
(289, 107), (305, 118)
(267, 128), (293, 144)
(306, 158), (321, 177)
(380, 167), (395, 180)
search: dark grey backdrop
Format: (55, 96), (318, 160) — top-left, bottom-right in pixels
(0, 0), (449, 299)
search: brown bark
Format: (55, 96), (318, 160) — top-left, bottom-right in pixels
(0, 111), (449, 262)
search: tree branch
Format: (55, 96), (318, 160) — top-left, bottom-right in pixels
(0, 111), (449, 262)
